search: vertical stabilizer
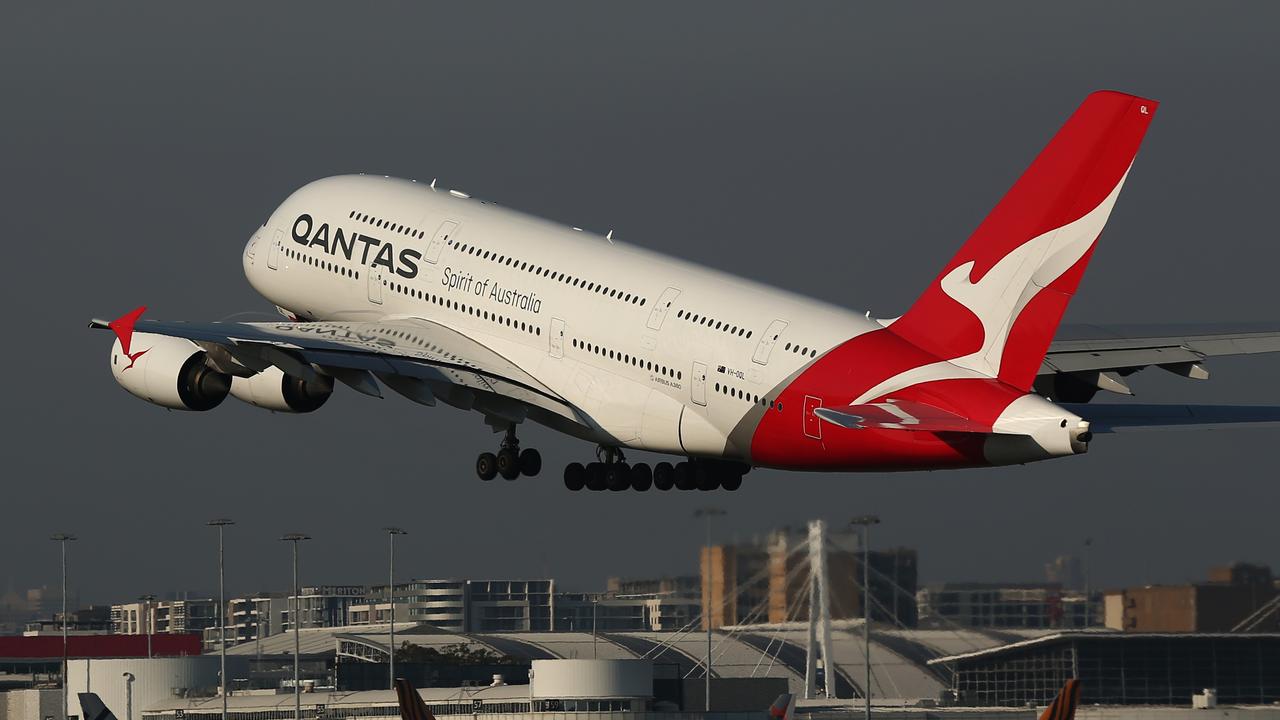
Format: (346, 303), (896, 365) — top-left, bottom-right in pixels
(1038, 679), (1082, 720)
(890, 91), (1157, 391)
(394, 678), (437, 720)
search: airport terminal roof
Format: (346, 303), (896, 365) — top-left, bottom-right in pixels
(228, 621), (1047, 700)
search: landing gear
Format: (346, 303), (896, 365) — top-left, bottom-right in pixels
(477, 453), (498, 481)
(476, 425), (541, 481)
(563, 451), (747, 492)
(653, 462), (675, 491)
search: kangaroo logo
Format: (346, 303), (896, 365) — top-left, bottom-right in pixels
(108, 306), (149, 370)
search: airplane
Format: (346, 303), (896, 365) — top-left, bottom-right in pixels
(92, 90), (1280, 492)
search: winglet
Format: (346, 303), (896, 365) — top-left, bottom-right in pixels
(106, 306), (147, 356)
(103, 306), (150, 369)
(1038, 679), (1081, 720)
(394, 677), (437, 720)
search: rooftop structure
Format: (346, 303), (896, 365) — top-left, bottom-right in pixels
(930, 631), (1280, 707)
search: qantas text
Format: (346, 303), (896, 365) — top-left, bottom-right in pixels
(291, 214), (421, 279)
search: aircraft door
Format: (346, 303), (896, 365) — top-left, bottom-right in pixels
(367, 266), (383, 305)
(752, 319), (789, 365)
(803, 394), (823, 440)
(267, 229), (283, 270)
(691, 361), (708, 406)
(423, 220), (458, 264)
(647, 287), (681, 330)
(549, 318), (566, 358)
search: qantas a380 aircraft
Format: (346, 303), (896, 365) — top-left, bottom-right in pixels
(93, 91), (1280, 492)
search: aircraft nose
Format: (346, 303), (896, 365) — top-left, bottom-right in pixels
(244, 228), (262, 265)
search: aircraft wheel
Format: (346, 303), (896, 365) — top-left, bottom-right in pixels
(564, 462), (586, 491)
(519, 448), (542, 477)
(497, 448), (521, 480)
(476, 453), (498, 481)
(721, 471), (743, 492)
(606, 463), (631, 491)
(653, 462), (675, 491)
(674, 462), (696, 491)
(586, 462), (607, 491)
(696, 464), (719, 491)
(630, 463), (653, 491)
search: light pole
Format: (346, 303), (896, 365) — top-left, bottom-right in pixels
(1083, 537), (1093, 628)
(850, 515), (880, 720)
(591, 596), (599, 659)
(384, 527), (407, 689)
(138, 595), (156, 659)
(209, 518), (234, 720)
(122, 672), (135, 720)
(694, 507), (725, 712)
(280, 533), (310, 720)
(50, 533), (76, 720)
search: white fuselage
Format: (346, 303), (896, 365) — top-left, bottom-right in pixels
(243, 175), (878, 459)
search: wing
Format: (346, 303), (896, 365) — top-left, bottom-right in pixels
(1062, 403), (1280, 433)
(90, 313), (584, 429)
(1038, 323), (1280, 400)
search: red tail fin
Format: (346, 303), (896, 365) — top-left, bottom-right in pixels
(1039, 679), (1081, 720)
(889, 91), (1157, 391)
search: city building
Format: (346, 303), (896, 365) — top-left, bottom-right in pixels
(606, 576), (700, 597)
(603, 575), (702, 631)
(111, 598), (220, 636)
(701, 526), (918, 629)
(916, 583), (1094, 629)
(283, 585), (367, 631)
(354, 580), (551, 633)
(22, 606), (112, 636)
(0, 587), (71, 637)
(1103, 562), (1279, 632)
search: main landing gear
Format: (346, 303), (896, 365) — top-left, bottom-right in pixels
(476, 425), (542, 481)
(563, 450), (747, 492)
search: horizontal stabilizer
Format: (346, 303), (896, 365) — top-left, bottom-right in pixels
(814, 399), (989, 433)
(1062, 403), (1280, 433)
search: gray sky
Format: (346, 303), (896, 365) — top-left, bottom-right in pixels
(2, 2), (1278, 605)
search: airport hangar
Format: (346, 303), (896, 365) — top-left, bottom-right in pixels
(224, 623), (1280, 703)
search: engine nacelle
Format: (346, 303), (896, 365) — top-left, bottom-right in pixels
(110, 333), (231, 411)
(230, 366), (333, 413)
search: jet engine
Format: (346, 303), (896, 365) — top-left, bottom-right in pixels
(110, 333), (231, 411)
(229, 365), (333, 413)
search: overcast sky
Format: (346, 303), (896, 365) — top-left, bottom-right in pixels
(2, 2), (1278, 605)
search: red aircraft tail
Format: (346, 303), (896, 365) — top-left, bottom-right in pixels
(889, 91), (1157, 391)
(1039, 679), (1082, 720)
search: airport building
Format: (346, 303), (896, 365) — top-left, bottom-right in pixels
(349, 580), (699, 635)
(931, 631), (1280, 707)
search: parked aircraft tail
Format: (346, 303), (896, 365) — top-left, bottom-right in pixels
(1039, 679), (1082, 720)
(394, 677), (438, 720)
(889, 91), (1157, 391)
(768, 693), (796, 720)
(78, 693), (118, 720)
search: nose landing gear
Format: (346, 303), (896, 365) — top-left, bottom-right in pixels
(476, 425), (541, 481)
